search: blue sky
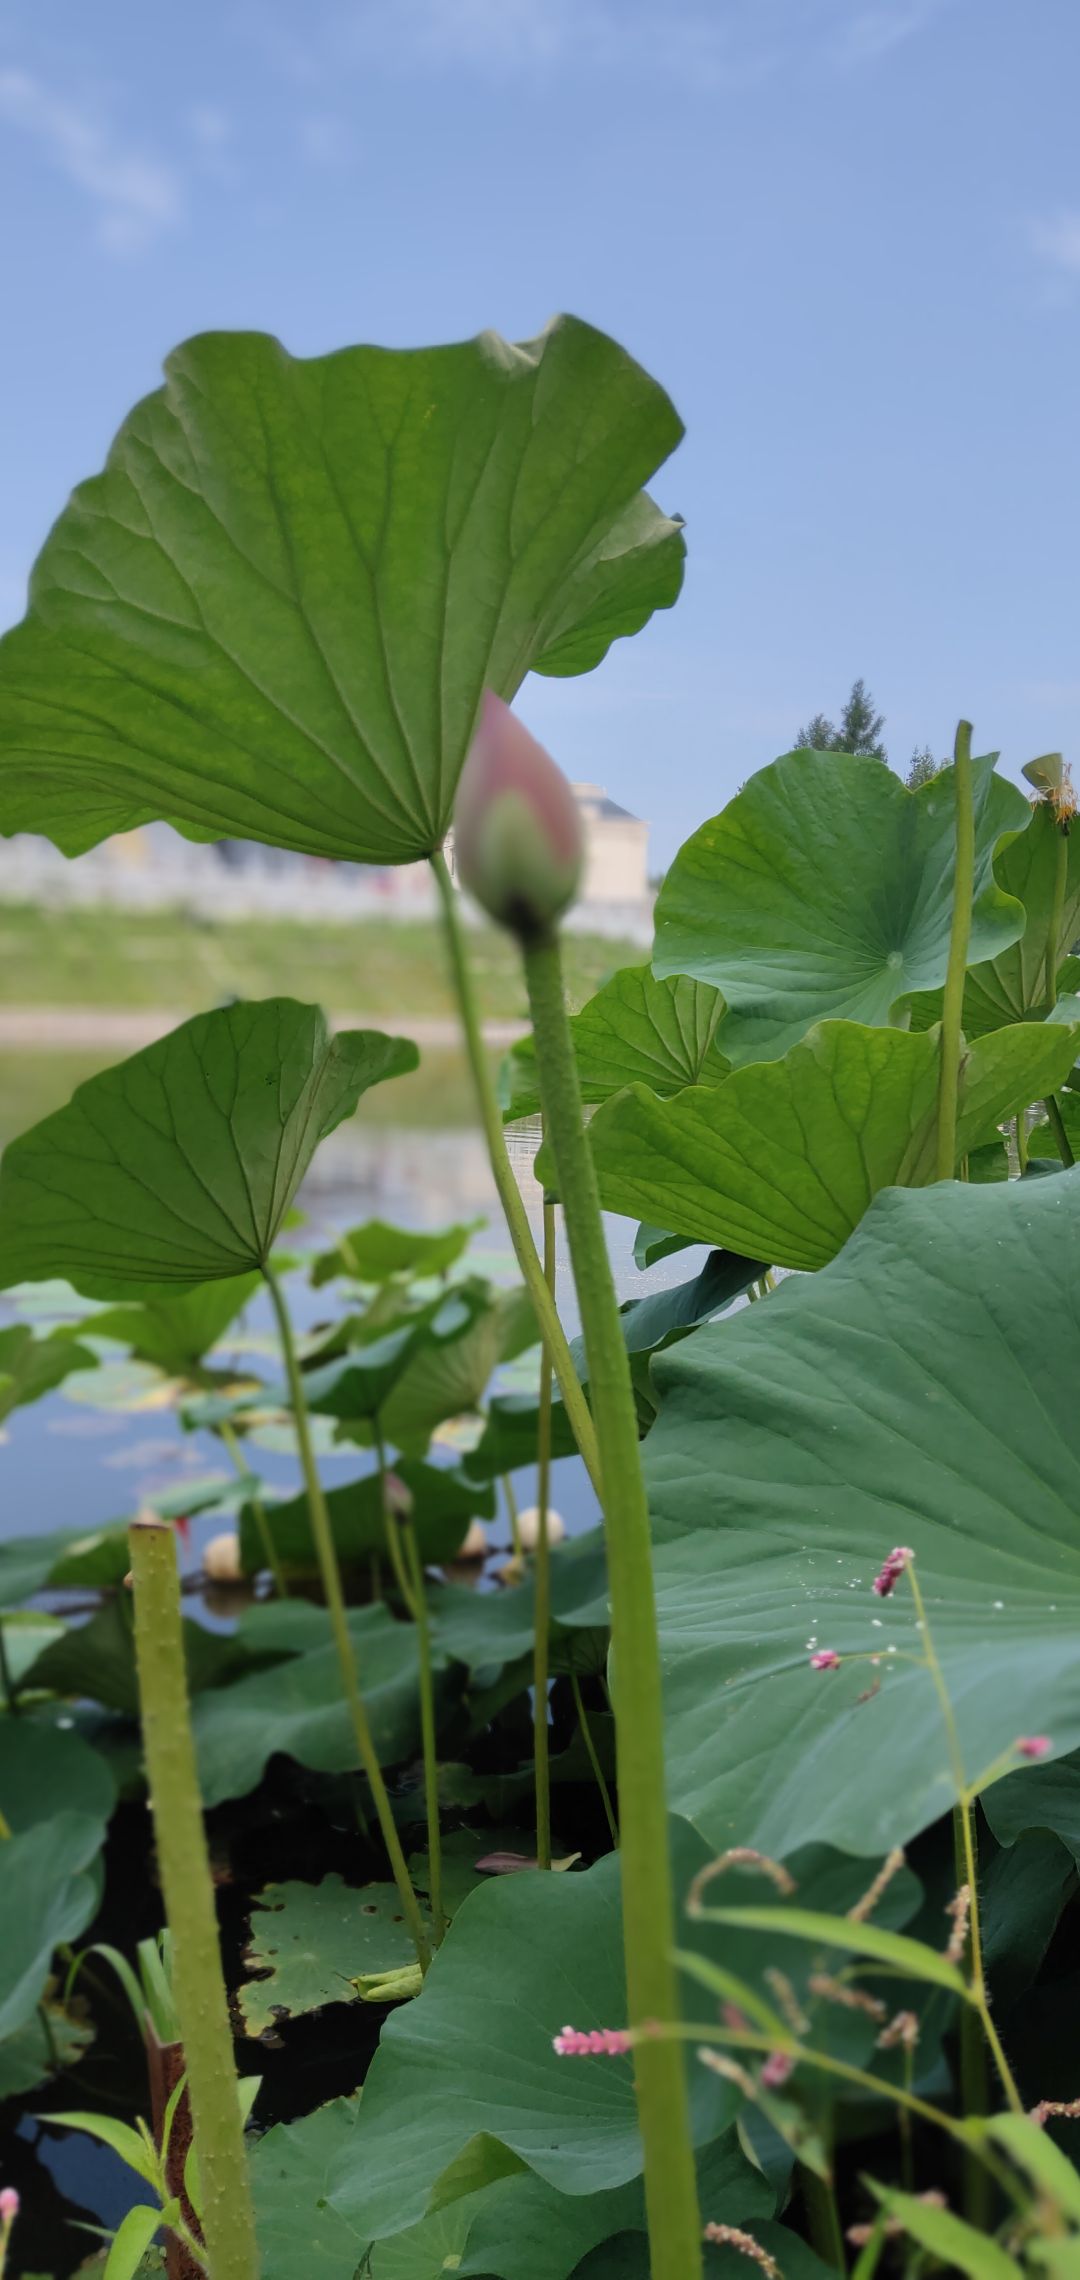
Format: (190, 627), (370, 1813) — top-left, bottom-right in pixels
(0, 0), (1078, 864)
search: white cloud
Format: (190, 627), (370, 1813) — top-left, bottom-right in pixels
(1032, 210), (1080, 277)
(0, 67), (181, 253)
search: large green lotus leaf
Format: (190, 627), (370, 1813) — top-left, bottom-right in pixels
(653, 751), (1030, 1065)
(645, 1173), (1080, 1857)
(584, 1018), (1078, 1271)
(429, 1527), (609, 1671)
(0, 320), (683, 865)
(237, 1458), (490, 1577)
(252, 2101), (770, 2280)
(983, 1751), (1080, 1862)
(501, 967), (728, 1123)
(322, 1824), (733, 2241)
(0, 1723), (115, 2045)
(191, 1601), (442, 1806)
(378, 1288), (503, 1455)
(460, 1389), (581, 1480)
(0, 1988), (94, 2100)
(21, 1593), (252, 1715)
(0, 1322), (99, 1421)
(310, 1217), (483, 1288)
(908, 800), (1080, 1037)
(79, 1274), (261, 1373)
(0, 999), (416, 1299)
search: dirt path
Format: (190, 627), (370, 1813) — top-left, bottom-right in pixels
(0, 1007), (529, 1051)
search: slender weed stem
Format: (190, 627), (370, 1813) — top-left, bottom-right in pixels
(264, 1264), (430, 1972)
(0, 1623), (19, 1717)
(798, 2153), (847, 2273)
(502, 1473), (523, 1562)
(905, 1564), (1022, 2115)
(1047, 1094), (1075, 1167)
(571, 1668), (619, 1849)
(217, 1418), (287, 1599)
(521, 927), (703, 2280)
(127, 1517), (259, 2280)
(401, 1518), (445, 1946)
(429, 849), (601, 1494)
(533, 1189), (556, 1870)
(1045, 813), (1069, 1011)
(936, 720), (975, 1181)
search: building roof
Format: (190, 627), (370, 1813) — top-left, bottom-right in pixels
(571, 782), (642, 824)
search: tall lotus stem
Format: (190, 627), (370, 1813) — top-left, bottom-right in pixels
(375, 1438), (445, 1950)
(264, 1265), (430, 1972)
(935, 720), (975, 1181)
(429, 844), (601, 1497)
(533, 1189), (556, 1870)
(217, 1417), (287, 1600)
(127, 1517), (258, 2280)
(453, 693), (703, 2280)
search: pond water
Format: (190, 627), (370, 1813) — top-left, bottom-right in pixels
(1, 1104), (704, 1554)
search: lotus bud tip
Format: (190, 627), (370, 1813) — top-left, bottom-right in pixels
(453, 691), (584, 941)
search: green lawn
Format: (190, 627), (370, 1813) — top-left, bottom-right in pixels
(0, 905), (638, 1020)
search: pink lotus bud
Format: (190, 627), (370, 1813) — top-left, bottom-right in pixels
(1016, 1736), (1052, 1760)
(810, 1649), (841, 1671)
(0, 2187), (19, 2224)
(453, 692), (584, 940)
(383, 1471), (414, 1522)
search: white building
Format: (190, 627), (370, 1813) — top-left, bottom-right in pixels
(0, 784), (653, 940)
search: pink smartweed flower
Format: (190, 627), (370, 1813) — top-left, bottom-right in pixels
(453, 692), (584, 940)
(553, 2025), (632, 2057)
(0, 2188), (18, 2225)
(872, 1546), (914, 1599)
(810, 1649), (841, 1671)
(1016, 1736), (1052, 1760)
(760, 2051), (795, 2088)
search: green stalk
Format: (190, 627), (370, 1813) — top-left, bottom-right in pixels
(502, 1472), (524, 1563)
(533, 1190), (556, 1871)
(798, 2154), (846, 2274)
(953, 1803), (990, 2231)
(905, 1565), (1022, 2115)
(0, 1623), (19, 1716)
(571, 1668), (619, 1848)
(521, 930), (703, 2280)
(373, 1427), (445, 1945)
(127, 1518), (258, 2280)
(264, 1264), (430, 1973)
(1047, 1093), (1075, 1168)
(1016, 1110), (1029, 1174)
(429, 849), (601, 1496)
(218, 1418), (287, 1599)
(401, 1517), (445, 1945)
(935, 721), (975, 1181)
(1044, 814), (1069, 1012)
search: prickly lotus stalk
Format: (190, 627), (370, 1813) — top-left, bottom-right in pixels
(452, 706), (704, 2279)
(453, 692), (584, 939)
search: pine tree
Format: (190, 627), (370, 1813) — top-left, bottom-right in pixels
(906, 745), (941, 789)
(796, 679), (887, 763)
